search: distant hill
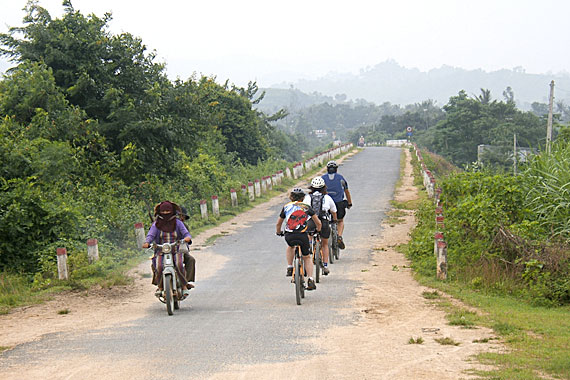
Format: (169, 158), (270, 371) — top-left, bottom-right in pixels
(261, 60), (570, 111)
(255, 87), (336, 114)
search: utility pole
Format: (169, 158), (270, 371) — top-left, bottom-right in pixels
(546, 80), (555, 154)
(513, 133), (517, 176)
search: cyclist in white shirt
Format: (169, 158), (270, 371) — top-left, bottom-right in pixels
(304, 177), (338, 275)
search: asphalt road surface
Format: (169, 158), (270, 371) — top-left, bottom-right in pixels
(0, 147), (401, 379)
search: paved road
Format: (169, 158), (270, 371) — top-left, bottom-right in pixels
(0, 147), (401, 378)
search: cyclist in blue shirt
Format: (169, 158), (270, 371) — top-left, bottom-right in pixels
(321, 161), (352, 249)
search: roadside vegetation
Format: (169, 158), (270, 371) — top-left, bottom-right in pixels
(0, 2), (338, 312)
(403, 138), (570, 379)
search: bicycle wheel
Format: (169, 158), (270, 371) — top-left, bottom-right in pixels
(314, 240), (321, 283)
(164, 274), (174, 315)
(329, 236), (335, 264)
(300, 259), (305, 299)
(331, 224), (340, 260)
(294, 254), (302, 305)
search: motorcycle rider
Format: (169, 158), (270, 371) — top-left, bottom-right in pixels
(321, 161), (352, 249)
(142, 201), (193, 297)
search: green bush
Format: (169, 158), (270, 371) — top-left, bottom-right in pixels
(408, 145), (570, 305)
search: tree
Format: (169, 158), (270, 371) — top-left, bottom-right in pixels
(531, 102), (549, 117)
(475, 88), (493, 104)
(0, 0), (167, 153)
(427, 91), (545, 167)
(503, 86), (515, 104)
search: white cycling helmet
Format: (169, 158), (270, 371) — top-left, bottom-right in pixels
(326, 160), (338, 168)
(311, 177), (325, 189)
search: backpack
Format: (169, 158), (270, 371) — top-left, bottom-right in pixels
(285, 202), (310, 232)
(311, 192), (326, 219)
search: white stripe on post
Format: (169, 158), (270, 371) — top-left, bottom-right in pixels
(247, 182), (255, 201)
(436, 241), (448, 280)
(254, 179), (261, 197)
(230, 188), (238, 207)
(285, 167), (292, 179)
(211, 195), (220, 217)
(261, 177), (267, 193)
(200, 200), (208, 219)
(87, 238), (99, 263)
(134, 222), (145, 249)
(56, 248), (69, 280)
(429, 177), (436, 198)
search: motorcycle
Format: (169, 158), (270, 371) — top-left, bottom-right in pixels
(146, 240), (188, 315)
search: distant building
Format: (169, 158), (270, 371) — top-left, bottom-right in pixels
(313, 129), (328, 138)
(477, 144), (536, 165)
(386, 139), (409, 147)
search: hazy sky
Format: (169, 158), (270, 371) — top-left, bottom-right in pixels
(1, 0), (569, 87)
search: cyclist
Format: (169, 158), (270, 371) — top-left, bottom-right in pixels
(276, 188), (322, 290)
(304, 177), (338, 275)
(321, 160), (352, 249)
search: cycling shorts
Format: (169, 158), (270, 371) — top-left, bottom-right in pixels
(307, 218), (330, 239)
(284, 232), (310, 256)
(335, 200), (348, 220)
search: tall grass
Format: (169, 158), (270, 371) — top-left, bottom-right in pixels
(0, 273), (37, 314)
(523, 140), (570, 241)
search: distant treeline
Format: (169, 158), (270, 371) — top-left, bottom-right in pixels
(259, 85), (570, 169)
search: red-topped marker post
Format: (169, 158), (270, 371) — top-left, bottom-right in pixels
(134, 222), (145, 249)
(87, 238), (99, 263)
(57, 248), (69, 280)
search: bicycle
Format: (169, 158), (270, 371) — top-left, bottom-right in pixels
(310, 231), (324, 283)
(292, 244), (306, 305)
(278, 233), (305, 305)
(329, 220), (340, 262)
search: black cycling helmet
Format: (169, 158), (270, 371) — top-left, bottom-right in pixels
(326, 160), (338, 174)
(179, 206), (189, 220)
(290, 187), (305, 201)
(326, 160), (338, 168)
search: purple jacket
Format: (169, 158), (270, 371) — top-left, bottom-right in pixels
(144, 219), (191, 244)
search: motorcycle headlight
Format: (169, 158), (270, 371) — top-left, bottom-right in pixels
(162, 244), (171, 254)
